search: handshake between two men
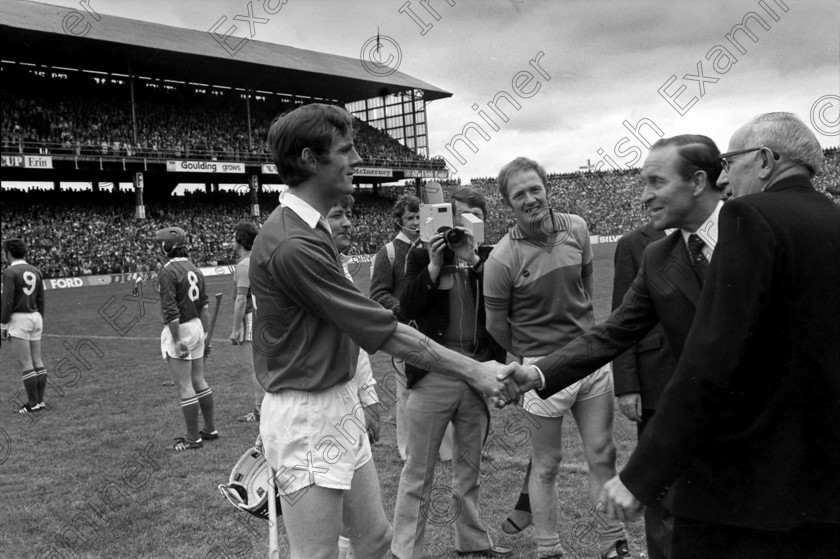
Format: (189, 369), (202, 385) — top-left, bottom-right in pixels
(485, 361), (645, 524)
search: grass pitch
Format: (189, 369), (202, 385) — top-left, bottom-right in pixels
(0, 242), (646, 558)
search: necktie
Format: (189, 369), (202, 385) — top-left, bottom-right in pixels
(687, 233), (708, 285)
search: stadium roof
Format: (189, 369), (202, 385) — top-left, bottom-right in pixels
(0, 0), (453, 103)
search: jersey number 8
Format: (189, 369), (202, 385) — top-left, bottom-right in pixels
(187, 271), (200, 301)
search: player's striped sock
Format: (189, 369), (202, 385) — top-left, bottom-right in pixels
(22, 369), (39, 407)
(180, 396), (200, 441)
(537, 535), (563, 557)
(196, 387), (215, 433)
(35, 368), (48, 404)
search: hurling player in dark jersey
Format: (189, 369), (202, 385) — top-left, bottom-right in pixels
(1, 238), (48, 414)
(155, 227), (217, 451)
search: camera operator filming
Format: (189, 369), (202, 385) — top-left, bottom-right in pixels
(391, 187), (510, 559)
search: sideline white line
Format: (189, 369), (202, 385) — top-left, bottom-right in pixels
(42, 334), (230, 343)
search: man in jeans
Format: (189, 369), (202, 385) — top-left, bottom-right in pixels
(370, 194), (452, 462)
(392, 188), (510, 559)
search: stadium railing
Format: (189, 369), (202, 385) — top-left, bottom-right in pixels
(1, 140), (447, 170)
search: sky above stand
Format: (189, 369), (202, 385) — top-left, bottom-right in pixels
(21, 0), (840, 183)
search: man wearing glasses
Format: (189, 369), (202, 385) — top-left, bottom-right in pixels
(505, 113), (840, 556)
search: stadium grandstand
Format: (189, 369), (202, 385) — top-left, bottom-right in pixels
(2, 0), (838, 280)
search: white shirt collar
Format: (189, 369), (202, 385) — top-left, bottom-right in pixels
(680, 200), (724, 261)
(280, 191), (325, 230)
(10, 259), (27, 266)
(165, 257), (189, 268)
(395, 231), (414, 245)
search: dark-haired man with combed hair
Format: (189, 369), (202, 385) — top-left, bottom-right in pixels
(2, 238), (48, 414)
(252, 103), (508, 559)
(229, 219), (263, 423)
(593, 113), (839, 557)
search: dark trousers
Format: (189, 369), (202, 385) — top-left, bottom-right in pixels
(639, 409), (673, 559)
(672, 516), (840, 559)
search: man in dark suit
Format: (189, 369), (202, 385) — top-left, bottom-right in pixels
(611, 223), (677, 559)
(503, 113), (840, 557)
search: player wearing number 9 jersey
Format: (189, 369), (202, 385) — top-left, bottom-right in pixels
(155, 227), (217, 451)
(1, 238), (48, 415)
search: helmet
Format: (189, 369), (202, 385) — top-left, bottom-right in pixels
(154, 227), (187, 248)
(217, 447), (282, 520)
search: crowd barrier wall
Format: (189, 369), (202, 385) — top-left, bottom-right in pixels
(41, 235), (622, 290)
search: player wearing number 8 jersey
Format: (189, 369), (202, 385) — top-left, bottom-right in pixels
(1, 238), (48, 415)
(155, 227), (217, 451)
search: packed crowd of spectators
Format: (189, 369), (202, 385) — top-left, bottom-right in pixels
(0, 66), (434, 167)
(3, 147), (838, 278)
(2, 71), (837, 282)
(0, 190), (245, 278)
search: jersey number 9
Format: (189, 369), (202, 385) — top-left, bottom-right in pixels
(23, 271), (37, 296)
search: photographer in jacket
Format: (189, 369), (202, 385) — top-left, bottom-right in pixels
(391, 187), (510, 559)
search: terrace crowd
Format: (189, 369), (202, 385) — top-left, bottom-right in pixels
(2, 147), (837, 279)
(0, 67), (434, 167)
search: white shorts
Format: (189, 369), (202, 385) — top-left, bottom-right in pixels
(7, 312), (43, 341)
(160, 318), (205, 360)
(522, 357), (613, 418)
(260, 376), (372, 496)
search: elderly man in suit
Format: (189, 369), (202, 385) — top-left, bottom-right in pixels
(502, 113), (840, 558)
(611, 223), (677, 559)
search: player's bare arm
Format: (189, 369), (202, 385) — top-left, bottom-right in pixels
(379, 322), (507, 399)
(485, 307), (515, 355)
(230, 293), (247, 343)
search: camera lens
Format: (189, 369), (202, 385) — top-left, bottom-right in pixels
(445, 227), (465, 247)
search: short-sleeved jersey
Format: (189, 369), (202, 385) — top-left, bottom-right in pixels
(484, 213), (594, 357)
(1, 260), (45, 323)
(233, 254), (253, 314)
(158, 258), (209, 324)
